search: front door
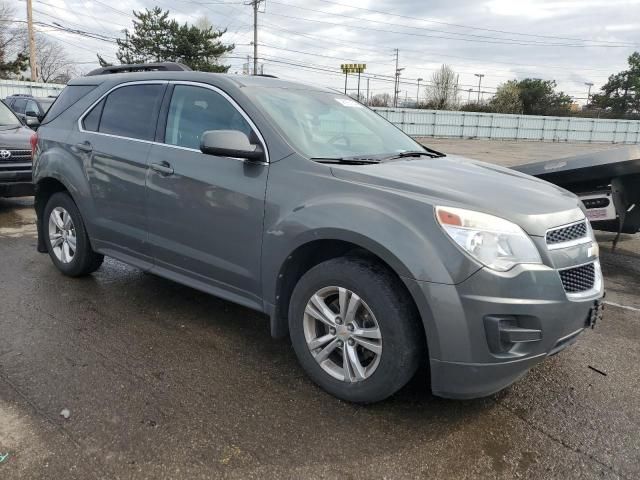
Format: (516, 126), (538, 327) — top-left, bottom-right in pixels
(146, 84), (269, 308)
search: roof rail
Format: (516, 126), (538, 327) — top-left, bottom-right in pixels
(86, 62), (192, 76)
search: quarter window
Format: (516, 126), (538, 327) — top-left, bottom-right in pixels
(82, 99), (104, 132)
(165, 85), (252, 150)
(98, 84), (165, 141)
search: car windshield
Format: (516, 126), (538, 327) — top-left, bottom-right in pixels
(0, 101), (21, 127)
(246, 87), (423, 159)
(39, 98), (55, 113)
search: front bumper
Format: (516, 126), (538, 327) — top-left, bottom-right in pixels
(404, 260), (604, 399)
(0, 169), (33, 197)
(0, 181), (34, 197)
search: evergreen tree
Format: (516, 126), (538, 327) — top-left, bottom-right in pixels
(114, 7), (233, 72)
(592, 52), (640, 114)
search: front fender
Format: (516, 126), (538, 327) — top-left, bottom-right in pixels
(261, 192), (479, 307)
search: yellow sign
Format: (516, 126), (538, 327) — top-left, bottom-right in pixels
(340, 63), (366, 73)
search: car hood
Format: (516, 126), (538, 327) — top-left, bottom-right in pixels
(0, 125), (33, 148)
(330, 155), (585, 237)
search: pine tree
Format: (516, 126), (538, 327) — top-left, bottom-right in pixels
(113, 7), (233, 71)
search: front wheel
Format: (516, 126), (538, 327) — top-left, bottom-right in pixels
(44, 192), (104, 277)
(288, 257), (423, 403)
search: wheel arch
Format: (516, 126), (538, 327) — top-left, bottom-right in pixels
(269, 233), (423, 344)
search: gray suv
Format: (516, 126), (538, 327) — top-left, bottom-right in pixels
(32, 67), (604, 403)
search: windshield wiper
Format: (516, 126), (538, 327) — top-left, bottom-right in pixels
(382, 148), (446, 161)
(312, 157), (382, 165)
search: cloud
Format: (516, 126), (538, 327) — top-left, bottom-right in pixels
(29, 0), (638, 103)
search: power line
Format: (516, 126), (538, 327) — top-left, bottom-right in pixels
(262, 10), (633, 48)
(312, 0), (639, 47)
(267, 0), (635, 48)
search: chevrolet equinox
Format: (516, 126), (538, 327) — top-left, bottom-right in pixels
(32, 65), (605, 403)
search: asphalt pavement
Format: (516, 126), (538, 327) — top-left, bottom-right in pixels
(1, 141), (639, 479)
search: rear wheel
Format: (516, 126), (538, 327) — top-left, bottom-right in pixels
(289, 257), (423, 403)
(44, 192), (104, 277)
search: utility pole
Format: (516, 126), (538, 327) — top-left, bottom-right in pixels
(251, 0), (263, 75)
(585, 82), (594, 107)
(474, 73), (484, 103)
(393, 49), (399, 107)
(26, 0), (38, 82)
(416, 77), (423, 106)
(467, 88), (473, 103)
(366, 78), (370, 105)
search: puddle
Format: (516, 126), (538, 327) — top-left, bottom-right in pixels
(0, 207), (37, 238)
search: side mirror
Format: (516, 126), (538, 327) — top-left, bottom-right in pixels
(25, 116), (40, 128)
(200, 130), (264, 161)
(26, 110), (38, 118)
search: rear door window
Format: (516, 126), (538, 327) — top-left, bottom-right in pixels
(98, 84), (165, 141)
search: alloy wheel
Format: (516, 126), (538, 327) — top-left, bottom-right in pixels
(303, 286), (382, 382)
(48, 207), (77, 264)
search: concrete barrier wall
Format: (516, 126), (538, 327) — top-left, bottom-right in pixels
(0, 79), (65, 99)
(372, 107), (640, 144)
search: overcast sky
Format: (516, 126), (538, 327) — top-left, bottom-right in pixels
(12, 0), (640, 103)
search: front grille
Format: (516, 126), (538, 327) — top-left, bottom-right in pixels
(559, 263), (595, 293)
(546, 221), (588, 245)
(0, 148), (32, 163)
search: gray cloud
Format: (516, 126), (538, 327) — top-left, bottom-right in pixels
(26, 0), (639, 102)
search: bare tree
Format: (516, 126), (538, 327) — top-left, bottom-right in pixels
(0, 2), (29, 78)
(425, 64), (459, 110)
(369, 93), (392, 107)
(34, 34), (76, 83)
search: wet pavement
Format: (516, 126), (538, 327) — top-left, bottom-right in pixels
(1, 142), (639, 479)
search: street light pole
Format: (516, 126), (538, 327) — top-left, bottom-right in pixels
(474, 73), (484, 103)
(416, 77), (423, 106)
(585, 82), (594, 107)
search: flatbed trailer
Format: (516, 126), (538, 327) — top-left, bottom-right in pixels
(513, 146), (640, 246)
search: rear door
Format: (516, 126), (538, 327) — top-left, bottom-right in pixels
(69, 82), (167, 266)
(145, 83), (269, 306)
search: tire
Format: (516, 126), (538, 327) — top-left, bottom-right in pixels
(43, 192), (104, 277)
(288, 257), (423, 403)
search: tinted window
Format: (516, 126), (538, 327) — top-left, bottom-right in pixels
(82, 99), (104, 132)
(165, 85), (251, 150)
(25, 100), (39, 115)
(13, 98), (27, 114)
(42, 85), (97, 124)
(99, 84), (164, 141)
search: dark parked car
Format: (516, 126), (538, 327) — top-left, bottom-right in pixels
(0, 100), (35, 197)
(4, 94), (56, 130)
(31, 64), (604, 403)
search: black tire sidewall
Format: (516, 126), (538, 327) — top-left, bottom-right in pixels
(289, 257), (422, 403)
(43, 192), (94, 277)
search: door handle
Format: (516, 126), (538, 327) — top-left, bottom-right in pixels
(75, 141), (93, 153)
(150, 161), (174, 176)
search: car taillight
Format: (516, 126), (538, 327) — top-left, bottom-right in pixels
(30, 132), (38, 157)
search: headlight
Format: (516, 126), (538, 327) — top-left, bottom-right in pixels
(435, 206), (542, 272)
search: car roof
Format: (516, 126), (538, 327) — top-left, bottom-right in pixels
(68, 71), (334, 94)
